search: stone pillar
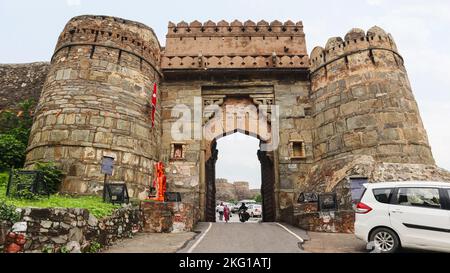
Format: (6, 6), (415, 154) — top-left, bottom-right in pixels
(25, 15), (162, 197)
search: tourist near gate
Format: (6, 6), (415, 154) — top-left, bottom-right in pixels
(15, 15), (450, 231)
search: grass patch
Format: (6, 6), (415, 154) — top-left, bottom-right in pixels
(0, 172), (120, 219)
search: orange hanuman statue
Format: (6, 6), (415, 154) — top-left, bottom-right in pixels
(151, 162), (166, 202)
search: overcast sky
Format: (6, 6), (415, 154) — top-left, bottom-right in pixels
(1, 0), (449, 189)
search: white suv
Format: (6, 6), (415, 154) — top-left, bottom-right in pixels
(355, 181), (450, 253)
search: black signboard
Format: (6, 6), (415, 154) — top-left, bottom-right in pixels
(298, 192), (318, 203)
(318, 193), (338, 211)
(104, 183), (129, 204)
(165, 192), (182, 202)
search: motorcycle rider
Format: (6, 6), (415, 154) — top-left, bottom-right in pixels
(238, 202), (250, 222)
(239, 202), (248, 212)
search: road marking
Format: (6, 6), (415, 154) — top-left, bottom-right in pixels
(187, 222), (213, 253)
(276, 223), (305, 244)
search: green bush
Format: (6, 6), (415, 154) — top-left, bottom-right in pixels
(0, 200), (20, 224)
(15, 187), (39, 200)
(0, 172), (8, 188)
(0, 134), (27, 171)
(34, 162), (64, 194)
(85, 241), (102, 253)
(0, 110), (20, 135)
(41, 245), (54, 253)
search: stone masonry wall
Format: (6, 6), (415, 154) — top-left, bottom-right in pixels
(25, 16), (162, 198)
(310, 26), (434, 165)
(3, 206), (142, 253)
(162, 20), (309, 70)
(0, 62), (50, 111)
(141, 201), (195, 233)
(160, 81), (202, 221)
(275, 80), (313, 219)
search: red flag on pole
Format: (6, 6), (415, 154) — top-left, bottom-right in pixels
(151, 83), (157, 128)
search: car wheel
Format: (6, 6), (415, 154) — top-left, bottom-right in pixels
(370, 228), (400, 253)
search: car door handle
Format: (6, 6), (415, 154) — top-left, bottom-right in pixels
(391, 210), (403, 214)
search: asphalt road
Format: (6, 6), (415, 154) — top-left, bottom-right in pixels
(178, 220), (308, 253)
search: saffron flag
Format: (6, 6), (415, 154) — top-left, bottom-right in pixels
(151, 83), (157, 128)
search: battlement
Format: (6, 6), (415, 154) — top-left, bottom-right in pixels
(310, 26), (401, 73)
(70, 15), (158, 34)
(54, 15), (161, 75)
(162, 20), (309, 70)
(167, 20), (304, 37)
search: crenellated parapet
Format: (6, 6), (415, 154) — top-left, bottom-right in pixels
(54, 15), (162, 76)
(162, 20), (309, 70)
(310, 26), (402, 78)
(167, 19), (304, 36)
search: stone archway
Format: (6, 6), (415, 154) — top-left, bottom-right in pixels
(204, 132), (277, 223)
(201, 96), (278, 222)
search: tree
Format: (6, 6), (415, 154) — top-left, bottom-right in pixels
(0, 134), (27, 171)
(0, 99), (36, 171)
(255, 194), (262, 203)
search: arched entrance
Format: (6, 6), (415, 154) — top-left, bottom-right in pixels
(201, 96), (278, 222)
(204, 131), (277, 222)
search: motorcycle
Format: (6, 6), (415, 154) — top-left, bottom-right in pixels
(238, 209), (250, 223)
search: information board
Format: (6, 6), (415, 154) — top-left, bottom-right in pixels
(101, 156), (114, 176)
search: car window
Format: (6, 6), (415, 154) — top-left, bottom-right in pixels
(350, 178), (368, 203)
(447, 189), (450, 209)
(373, 188), (393, 204)
(397, 188), (441, 209)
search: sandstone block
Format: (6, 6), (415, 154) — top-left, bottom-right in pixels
(50, 130), (69, 142)
(343, 132), (362, 148)
(380, 128), (402, 141)
(340, 101), (359, 116)
(71, 130), (91, 142)
(89, 116), (105, 127)
(347, 115), (375, 130)
(117, 120), (130, 131)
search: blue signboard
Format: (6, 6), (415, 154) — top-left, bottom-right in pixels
(101, 156), (114, 176)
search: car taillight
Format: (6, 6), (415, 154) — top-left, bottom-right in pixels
(356, 202), (372, 214)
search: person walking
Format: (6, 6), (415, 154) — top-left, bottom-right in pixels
(217, 202), (224, 221)
(223, 204), (230, 223)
